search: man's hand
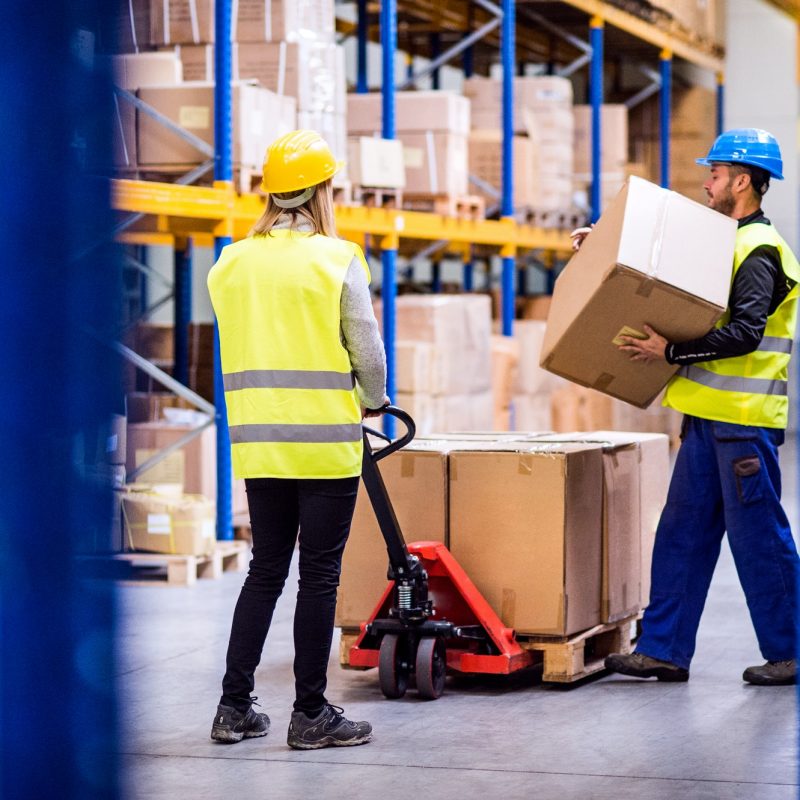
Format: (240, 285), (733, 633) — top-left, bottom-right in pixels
(570, 225), (594, 252)
(617, 324), (668, 363)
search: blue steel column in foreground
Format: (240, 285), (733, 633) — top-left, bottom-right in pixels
(381, 0), (398, 438)
(501, 0), (516, 337)
(1, 2), (120, 796)
(659, 49), (672, 189)
(716, 71), (724, 136)
(214, 0), (233, 540)
(589, 16), (604, 223)
(173, 242), (192, 386)
(356, 0), (369, 93)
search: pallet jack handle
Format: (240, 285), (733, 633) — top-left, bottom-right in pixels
(361, 406), (419, 579)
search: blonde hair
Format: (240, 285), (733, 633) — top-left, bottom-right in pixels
(249, 179), (337, 238)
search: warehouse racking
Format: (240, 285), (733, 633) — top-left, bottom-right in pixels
(111, 0), (725, 539)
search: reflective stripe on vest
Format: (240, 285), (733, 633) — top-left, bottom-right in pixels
(207, 230), (371, 479)
(663, 221), (800, 429)
(676, 365), (788, 396)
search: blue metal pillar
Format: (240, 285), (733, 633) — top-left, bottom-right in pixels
(430, 33), (441, 89)
(501, 0), (516, 337)
(173, 241), (192, 386)
(589, 16), (604, 223)
(659, 49), (672, 189)
(716, 71), (724, 136)
(463, 249), (474, 292)
(214, 0), (233, 540)
(381, 0), (398, 438)
(357, 0), (369, 93)
(1, 1), (120, 796)
(432, 260), (442, 293)
(463, 38), (474, 77)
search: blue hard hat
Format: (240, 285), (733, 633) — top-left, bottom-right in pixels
(696, 128), (784, 179)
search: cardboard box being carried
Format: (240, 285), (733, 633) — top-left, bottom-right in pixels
(540, 176), (736, 407)
(448, 441), (604, 636)
(122, 486), (216, 556)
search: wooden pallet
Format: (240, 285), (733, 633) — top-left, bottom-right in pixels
(232, 512), (252, 542)
(517, 614), (641, 683)
(353, 185), (403, 209)
(338, 629), (371, 670)
(403, 193), (485, 220)
(102, 540), (250, 586)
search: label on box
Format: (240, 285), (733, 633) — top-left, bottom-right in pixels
(147, 513), (172, 535)
(178, 105), (210, 129)
(403, 147), (424, 169)
(202, 519), (215, 539)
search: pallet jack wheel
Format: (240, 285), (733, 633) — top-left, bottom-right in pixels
(379, 634), (409, 699)
(415, 636), (447, 700)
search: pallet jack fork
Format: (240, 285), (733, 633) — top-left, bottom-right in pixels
(349, 407), (535, 699)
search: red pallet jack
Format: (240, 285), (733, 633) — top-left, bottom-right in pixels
(349, 406), (536, 699)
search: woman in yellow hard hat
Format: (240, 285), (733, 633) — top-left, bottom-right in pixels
(207, 130), (387, 750)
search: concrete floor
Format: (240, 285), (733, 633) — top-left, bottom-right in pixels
(119, 447), (800, 800)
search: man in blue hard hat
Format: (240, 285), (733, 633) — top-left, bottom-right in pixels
(586, 129), (800, 685)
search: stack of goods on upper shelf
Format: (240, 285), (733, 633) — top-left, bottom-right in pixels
(336, 430), (670, 644)
(651, 0), (724, 45)
(464, 76), (574, 222)
(104, 0), (346, 190)
(347, 91), (471, 213)
(629, 85), (717, 205)
(374, 295), (494, 435)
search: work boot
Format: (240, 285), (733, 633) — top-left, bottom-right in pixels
(743, 659), (797, 686)
(287, 704), (372, 750)
(605, 652), (689, 682)
(210, 698), (270, 743)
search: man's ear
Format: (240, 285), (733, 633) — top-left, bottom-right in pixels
(733, 171), (752, 195)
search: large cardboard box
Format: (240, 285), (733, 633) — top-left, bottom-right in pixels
(534, 433), (641, 622)
(469, 132), (538, 209)
(540, 176), (736, 407)
(150, 0), (214, 44)
(111, 51), (183, 88)
(491, 335), (520, 412)
(137, 81), (296, 169)
(448, 442), (604, 635)
(573, 104), (628, 176)
(401, 132), (468, 196)
(348, 91), (471, 136)
(336, 444), (451, 628)
(122, 487), (216, 556)
(347, 137), (406, 189)
(395, 341), (434, 393)
(127, 421), (216, 500)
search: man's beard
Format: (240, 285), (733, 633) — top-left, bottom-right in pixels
(709, 184), (735, 216)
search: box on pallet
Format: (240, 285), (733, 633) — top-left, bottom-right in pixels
(573, 104), (628, 175)
(400, 132), (468, 197)
(347, 137), (406, 189)
(490, 334), (520, 414)
(541, 176), (736, 408)
(122, 485), (216, 556)
(469, 132), (538, 209)
(448, 441), (603, 636)
(150, 0), (335, 45)
(347, 91), (470, 136)
(137, 81), (296, 169)
(336, 443), (451, 628)
(110, 51), (183, 88)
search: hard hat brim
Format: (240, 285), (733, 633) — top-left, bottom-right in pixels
(695, 157), (784, 180)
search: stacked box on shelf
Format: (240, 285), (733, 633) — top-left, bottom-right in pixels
(347, 91), (470, 199)
(490, 335), (520, 431)
(464, 76), (574, 215)
(374, 295), (493, 435)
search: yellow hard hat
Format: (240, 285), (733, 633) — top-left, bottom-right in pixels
(261, 129), (344, 194)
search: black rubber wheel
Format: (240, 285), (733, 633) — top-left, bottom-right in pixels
(379, 634), (409, 699)
(415, 636), (447, 700)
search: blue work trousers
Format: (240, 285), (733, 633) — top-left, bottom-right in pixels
(637, 415), (798, 669)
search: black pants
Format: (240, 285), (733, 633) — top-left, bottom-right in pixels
(219, 476), (359, 716)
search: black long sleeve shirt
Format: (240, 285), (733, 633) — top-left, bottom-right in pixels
(665, 210), (794, 366)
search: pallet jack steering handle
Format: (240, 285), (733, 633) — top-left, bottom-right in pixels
(366, 406), (416, 461)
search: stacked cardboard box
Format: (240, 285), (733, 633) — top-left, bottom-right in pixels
(652, 0), (723, 43)
(572, 104), (629, 214)
(464, 76), (574, 213)
(490, 335), (520, 431)
(187, 322), (214, 403)
(347, 91), (470, 197)
(469, 131), (538, 211)
(376, 295), (493, 434)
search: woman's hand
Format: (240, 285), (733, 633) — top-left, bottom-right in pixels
(362, 397), (390, 419)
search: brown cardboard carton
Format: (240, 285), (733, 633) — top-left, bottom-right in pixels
(395, 392), (435, 435)
(550, 384), (614, 432)
(127, 421), (216, 499)
(491, 335), (520, 412)
(573, 104), (629, 175)
(127, 322), (174, 363)
(395, 341), (434, 393)
(401, 132), (468, 196)
(127, 392), (193, 423)
(514, 320), (564, 395)
(232, 0), (335, 43)
(122, 487), (216, 555)
(150, 0), (214, 44)
(348, 91), (471, 136)
(432, 391), (494, 434)
(336, 445), (451, 628)
(137, 81), (295, 169)
(519, 294), (552, 321)
(541, 177), (736, 407)
(448, 442), (604, 635)
(188, 322), (214, 367)
(469, 131), (538, 209)
(101, 0), (150, 53)
(111, 51), (183, 88)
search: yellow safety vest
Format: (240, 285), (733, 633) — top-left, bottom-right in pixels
(664, 221), (800, 429)
(207, 229), (370, 479)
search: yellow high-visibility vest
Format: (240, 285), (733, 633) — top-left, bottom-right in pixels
(207, 229), (370, 479)
(664, 222), (800, 429)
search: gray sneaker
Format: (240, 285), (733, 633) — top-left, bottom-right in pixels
(605, 652), (690, 682)
(287, 704), (372, 750)
(210, 699), (270, 743)
(743, 659), (797, 686)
